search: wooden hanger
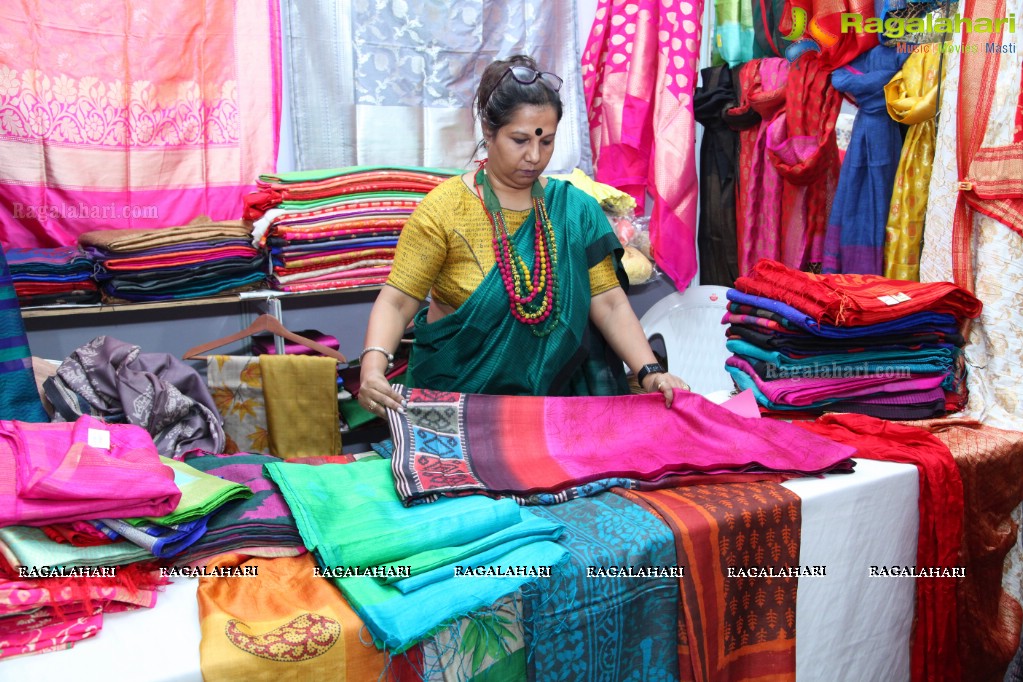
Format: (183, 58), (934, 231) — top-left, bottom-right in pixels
(182, 314), (348, 363)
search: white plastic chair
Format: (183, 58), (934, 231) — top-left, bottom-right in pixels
(639, 285), (734, 396)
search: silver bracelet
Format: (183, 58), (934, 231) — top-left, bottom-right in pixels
(360, 346), (394, 370)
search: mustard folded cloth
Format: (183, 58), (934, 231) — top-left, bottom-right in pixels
(260, 355), (341, 458)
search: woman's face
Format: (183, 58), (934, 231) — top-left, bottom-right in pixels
(484, 104), (559, 191)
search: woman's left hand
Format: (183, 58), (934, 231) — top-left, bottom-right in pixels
(641, 372), (690, 408)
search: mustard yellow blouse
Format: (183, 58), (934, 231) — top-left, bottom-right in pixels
(386, 176), (620, 307)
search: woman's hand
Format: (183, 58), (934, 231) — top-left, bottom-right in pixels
(641, 372), (690, 408)
(358, 369), (406, 418)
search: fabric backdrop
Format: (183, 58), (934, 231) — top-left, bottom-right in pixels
(282, 0), (591, 176)
(0, 1), (281, 248)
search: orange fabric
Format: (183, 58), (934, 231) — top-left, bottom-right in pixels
(198, 553), (387, 681)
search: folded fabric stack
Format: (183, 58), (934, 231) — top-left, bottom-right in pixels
(4, 246), (100, 306)
(723, 259), (984, 418)
(78, 219), (267, 302)
(245, 166), (459, 293)
(0, 416), (181, 658)
(265, 457), (568, 653)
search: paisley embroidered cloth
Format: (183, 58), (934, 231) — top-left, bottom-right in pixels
(385, 386), (856, 506)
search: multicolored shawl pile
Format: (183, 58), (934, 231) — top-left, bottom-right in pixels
(524, 493), (682, 682)
(617, 481), (802, 682)
(4, 246), (99, 306)
(822, 46), (909, 275)
(264, 458), (568, 653)
(582, 0), (704, 289)
(43, 335), (225, 457)
(796, 414), (964, 682)
(79, 220), (267, 302)
(0, 1), (281, 249)
(907, 419), (1023, 682)
(734, 259), (983, 327)
(245, 167), (456, 292)
(198, 552), (388, 681)
(0, 415), (179, 527)
(0, 525), (157, 569)
(386, 387), (855, 506)
(0, 246), (48, 422)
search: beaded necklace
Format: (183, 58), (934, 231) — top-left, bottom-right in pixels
(474, 164), (560, 336)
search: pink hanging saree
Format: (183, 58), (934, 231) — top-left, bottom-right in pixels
(582, 0), (705, 289)
(0, 1), (281, 248)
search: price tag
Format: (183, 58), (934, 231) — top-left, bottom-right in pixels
(87, 428), (111, 450)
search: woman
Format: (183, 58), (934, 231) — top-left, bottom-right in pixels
(359, 55), (688, 415)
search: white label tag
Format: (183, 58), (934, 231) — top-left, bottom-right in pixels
(87, 428), (111, 450)
(894, 292), (912, 302)
(877, 295), (901, 306)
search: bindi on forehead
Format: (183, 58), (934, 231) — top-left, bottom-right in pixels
(535, 128), (543, 136)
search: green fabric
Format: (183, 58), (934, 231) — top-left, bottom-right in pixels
(264, 458), (568, 653)
(132, 457), (252, 527)
(0, 525), (154, 569)
(341, 371), (407, 429)
(712, 0), (754, 66)
(407, 179), (628, 397)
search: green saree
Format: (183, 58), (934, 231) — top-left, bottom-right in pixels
(406, 179), (629, 397)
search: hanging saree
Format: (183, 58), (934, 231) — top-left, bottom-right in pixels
(407, 179), (626, 397)
(0, 1), (281, 248)
(883, 50), (943, 281)
(581, 0), (704, 289)
(722, 61), (764, 275)
(695, 65), (742, 286)
(767, 52), (842, 272)
(753, 0), (793, 58)
(822, 46), (909, 275)
(781, 0), (879, 70)
(737, 58), (790, 275)
(713, 0), (755, 67)
(920, 0), (1023, 429)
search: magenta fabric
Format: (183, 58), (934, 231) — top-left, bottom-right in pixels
(387, 387), (856, 505)
(725, 355), (949, 406)
(0, 416), (180, 526)
(581, 0), (705, 289)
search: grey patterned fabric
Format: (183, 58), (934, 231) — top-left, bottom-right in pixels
(282, 0), (592, 175)
(43, 335), (225, 457)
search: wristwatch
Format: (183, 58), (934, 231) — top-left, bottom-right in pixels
(637, 362), (666, 388)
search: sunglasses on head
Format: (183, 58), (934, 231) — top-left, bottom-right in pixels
(500, 65), (564, 93)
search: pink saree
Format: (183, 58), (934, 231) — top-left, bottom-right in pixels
(581, 0), (705, 289)
(0, 1), (281, 248)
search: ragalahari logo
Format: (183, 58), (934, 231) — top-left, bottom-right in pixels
(784, 7), (840, 61)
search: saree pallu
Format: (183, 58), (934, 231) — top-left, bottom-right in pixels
(582, 0), (704, 289)
(0, 3), (280, 249)
(524, 493), (682, 682)
(906, 419), (1023, 682)
(198, 553), (388, 682)
(0, 245), (48, 422)
(797, 414), (964, 682)
(734, 259), (983, 327)
(617, 482), (802, 682)
(767, 53), (841, 272)
(408, 180), (626, 397)
(386, 387), (855, 506)
(883, 51), (943, 281)
(695, 65), (742, 287)
(822, 46), (909, 275)
(739, 59), (790, 275)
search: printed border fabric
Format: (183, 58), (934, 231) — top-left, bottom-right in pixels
(386, 386), (856, 506)
(282, 0), (591, 175)
(616, 481), (801, 682)
(0, 1), (281, 248)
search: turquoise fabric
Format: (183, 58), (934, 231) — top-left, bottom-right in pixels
(725, 338), (956, 374)
(265, 458), (568, 653)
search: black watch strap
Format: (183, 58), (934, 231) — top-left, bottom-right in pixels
(637, 363), (666, 387)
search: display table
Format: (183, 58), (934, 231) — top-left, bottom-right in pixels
(5, 459), (919, 682)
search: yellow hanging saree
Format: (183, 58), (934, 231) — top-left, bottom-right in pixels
(883, 51), (944, 281)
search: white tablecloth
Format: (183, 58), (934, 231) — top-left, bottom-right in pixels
(5, 458), (918, 682)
